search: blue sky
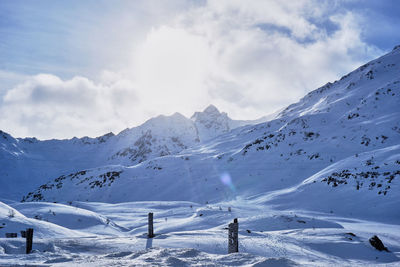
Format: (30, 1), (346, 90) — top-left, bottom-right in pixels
(0, 0), (399, 139)
(0, 0), (199, 78)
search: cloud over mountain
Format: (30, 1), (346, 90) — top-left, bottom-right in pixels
(0, 0), (387, 139)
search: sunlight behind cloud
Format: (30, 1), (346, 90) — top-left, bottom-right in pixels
(133, 26), (211, 116)
(0, 0), (385, 139)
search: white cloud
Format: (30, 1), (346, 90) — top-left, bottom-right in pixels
(0, 74), (138, 139)
(0, 0), (383, 139)
(126, 0), (381, 120)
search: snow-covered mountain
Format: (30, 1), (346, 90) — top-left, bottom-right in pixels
(16, 45), (399, 224)
(1, 46), (400, 267)
(0, 105), (266, 200)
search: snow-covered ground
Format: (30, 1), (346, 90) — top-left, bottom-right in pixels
(0, 200), (399, 266)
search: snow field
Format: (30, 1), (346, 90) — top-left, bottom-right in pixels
(1, 199), (399, 266)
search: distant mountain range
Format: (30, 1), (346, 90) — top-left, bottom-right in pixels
(0, 104), (268, 200)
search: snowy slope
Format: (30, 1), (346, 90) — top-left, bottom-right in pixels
(0, 201), (86, 239)
(255, 144), (400, 222)
(11, 202), (127, 234)
(22, 46), (400, 224)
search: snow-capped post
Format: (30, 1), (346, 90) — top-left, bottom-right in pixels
(148, 212), (154, 238)
(228, 218), (238, 253)
(26, 228), (33, 254)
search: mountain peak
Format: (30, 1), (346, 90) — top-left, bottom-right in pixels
(203, 104), (220, 114)
(191, 105), (225, 121)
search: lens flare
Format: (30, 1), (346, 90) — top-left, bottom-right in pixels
(220, 172), (236, 192)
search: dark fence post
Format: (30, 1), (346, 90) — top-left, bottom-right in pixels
(21, 230), (26, 238)
(228, 218), (238, 253)
(148, 212), (154, 238)
(26, 228), (33, 254)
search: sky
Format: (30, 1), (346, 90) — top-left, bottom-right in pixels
(0, 0), (399, 139)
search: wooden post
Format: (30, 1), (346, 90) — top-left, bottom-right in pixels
(26, 228), (33, 254)
(228, 218), (238, 253)
(148, 212), (154, 238)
